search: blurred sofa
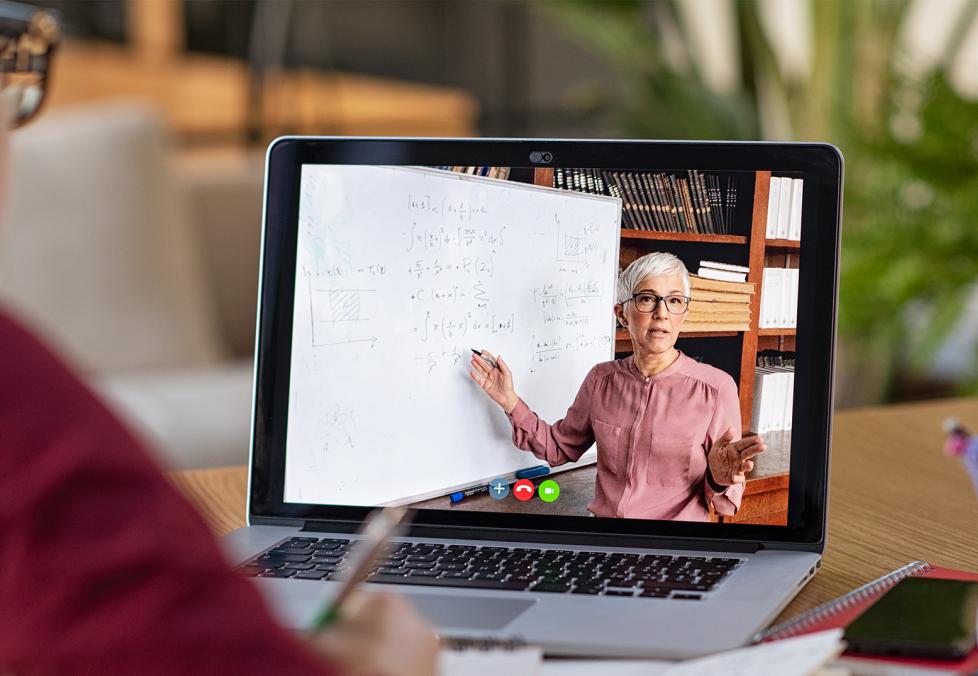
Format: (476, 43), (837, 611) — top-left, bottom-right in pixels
(0, 101), (264, 469)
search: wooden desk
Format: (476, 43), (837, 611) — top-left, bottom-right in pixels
(170, 397), (978, 624)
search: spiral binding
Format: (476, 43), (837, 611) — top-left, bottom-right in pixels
(752, 560), (932, 643)
(440, 635), (528, 651)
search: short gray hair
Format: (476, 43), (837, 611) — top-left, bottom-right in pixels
(616, 252), (690, 304)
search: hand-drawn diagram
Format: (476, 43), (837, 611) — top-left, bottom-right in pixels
(307, 275), (378, 348)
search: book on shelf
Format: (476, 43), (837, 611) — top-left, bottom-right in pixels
(686, 310), (751, 324)
(436, 166), (511, 180)
(750, 353), (795, 434)
(700, 260), (749, 274)
(691, 288), (752, 304)
(697, 266), (746, 283)
(766, 176), (803, 242)
(690, 273), (755, 295)
(555, 170), (739, 235)
(681, 321), (751, 333)
(759, 267), (799, 329)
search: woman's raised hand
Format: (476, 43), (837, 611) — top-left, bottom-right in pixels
(706, 427), (766, 487)
(469, 349), (519, 413)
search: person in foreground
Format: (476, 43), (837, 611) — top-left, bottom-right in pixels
(471, 252), (765, 521)
(0, 6), (436, 675)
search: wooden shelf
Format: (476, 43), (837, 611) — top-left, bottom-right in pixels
(620, 229), (748, 244)
(758, 328), (797, 336)
(765, 238), (801, 250)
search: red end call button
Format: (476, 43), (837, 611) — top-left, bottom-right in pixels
(513, 479), (535, 502)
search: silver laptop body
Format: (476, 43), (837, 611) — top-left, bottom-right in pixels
(223, 137), (842, 659)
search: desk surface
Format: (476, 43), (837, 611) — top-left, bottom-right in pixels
(170, 397), (978, 624)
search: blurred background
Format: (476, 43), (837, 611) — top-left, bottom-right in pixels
(4, 0), (978, 470)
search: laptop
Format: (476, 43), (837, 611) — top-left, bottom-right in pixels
(222, 138), (842, 659)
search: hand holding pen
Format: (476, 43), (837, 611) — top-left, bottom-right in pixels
(469, 348), (519, 414)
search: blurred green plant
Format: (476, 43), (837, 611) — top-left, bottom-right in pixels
(547, 0), (978, 403)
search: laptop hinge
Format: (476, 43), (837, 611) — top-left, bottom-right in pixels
(300, 520), (761, 553)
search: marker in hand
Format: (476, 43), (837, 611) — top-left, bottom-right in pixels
(471, 348), (498, 369)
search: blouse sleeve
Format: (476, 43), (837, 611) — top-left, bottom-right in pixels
(702, 374), (745, 516)
(506, 367), (598, 467)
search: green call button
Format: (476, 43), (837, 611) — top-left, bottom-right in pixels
(538, 479), (560, 503)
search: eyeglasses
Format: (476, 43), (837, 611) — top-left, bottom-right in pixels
(627, 292), (690, 315)
(0, 1), (60, 128)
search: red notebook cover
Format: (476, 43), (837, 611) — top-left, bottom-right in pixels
(756, 561), (978, 673)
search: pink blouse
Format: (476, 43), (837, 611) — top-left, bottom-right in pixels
(507, 353), (744, 521)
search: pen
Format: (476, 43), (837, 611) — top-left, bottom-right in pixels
(471, 348), (498, 369)
(450, 484), (490, 504)
(308, 505), (411, 631)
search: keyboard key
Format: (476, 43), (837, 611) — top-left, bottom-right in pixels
(408, 569), (441, 577)
(260, 568), (296, 578)
(672, 593), (703, 601)
(294, 570), (329, 580)
(261, 553), (312, 563)
(375, 567), (407, 576)
(282, 562), (315, 570)
(640, 590), (669, 598)
(604, 589), (635, 597)
(532, 582), (571, 593)
(367, 574), (529, 591)
(571, 586), (602, 595)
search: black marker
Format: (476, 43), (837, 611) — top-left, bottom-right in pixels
(471, 349), (498, 369)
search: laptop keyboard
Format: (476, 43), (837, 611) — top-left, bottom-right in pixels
(238, 537), (743, 599)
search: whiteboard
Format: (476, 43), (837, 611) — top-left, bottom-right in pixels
(284, 166), (621, 506)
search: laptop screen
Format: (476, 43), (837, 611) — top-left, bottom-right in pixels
(280, 161), (813, 528)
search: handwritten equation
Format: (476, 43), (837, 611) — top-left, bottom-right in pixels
(403, 224), (507, 254)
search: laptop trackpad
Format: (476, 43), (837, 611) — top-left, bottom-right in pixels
(406, 593), (535, 630)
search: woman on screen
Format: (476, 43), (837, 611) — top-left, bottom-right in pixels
(470, 252), (764, 521)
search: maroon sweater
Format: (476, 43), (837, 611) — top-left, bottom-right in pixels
(0, 309), (334, 675)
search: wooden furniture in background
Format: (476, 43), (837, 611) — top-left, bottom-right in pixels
(47, 41), (479, 145)
(169, 396), (978, 627)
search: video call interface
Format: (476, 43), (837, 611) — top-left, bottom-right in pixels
(284, 164), (801, 526)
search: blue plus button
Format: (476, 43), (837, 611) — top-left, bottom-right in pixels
(488, 477), (509, 500)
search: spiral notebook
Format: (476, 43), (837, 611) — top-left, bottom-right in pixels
(755, 560), (978, 674)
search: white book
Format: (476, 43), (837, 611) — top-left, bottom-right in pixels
(777, 367), (791, 431)
(778, 268), (792, 328)
(768, 366), (788, 431)
(750, 369), (766, 434)
(788, 178), (804, 240)
(759, 269), (772, 328)
(783, 368), (795, 430)
(777, 176), (792, 239)
(755, 368), (774, 433)
(766, 176), (781, 239)
(699, 260), (750, 274)
(788, 269), (799, 328)
(761, 268), (783, 329)
(696, 267), (747, 283)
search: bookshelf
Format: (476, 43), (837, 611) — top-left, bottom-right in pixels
(530, 167), (795, 435)
(530, 167), (793, 526)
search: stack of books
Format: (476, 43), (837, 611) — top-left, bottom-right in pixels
(766, 176), (803, 241)
(759, 267), (799, 329)
(684, 270), (754, 333)
(554, 169), (739, 235)
(750, 352), (795, 434)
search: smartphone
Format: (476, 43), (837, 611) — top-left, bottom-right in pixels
(844, 578), (978, 660)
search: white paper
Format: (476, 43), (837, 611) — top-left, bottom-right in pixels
(662, 629), (844, 676)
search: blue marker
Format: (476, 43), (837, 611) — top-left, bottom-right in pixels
(515, 465), (550, 480)
(450, 485), (490, 504)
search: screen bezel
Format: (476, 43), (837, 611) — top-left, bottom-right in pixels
(249, 138), (842, 552)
